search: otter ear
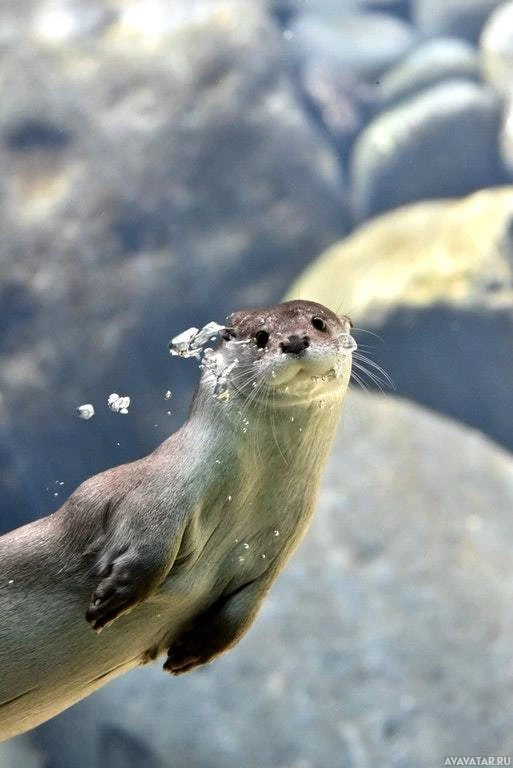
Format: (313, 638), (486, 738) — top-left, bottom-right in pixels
(338, 314), (353, 329)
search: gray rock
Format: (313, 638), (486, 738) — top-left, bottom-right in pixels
(359, 0), (411, 20)
(501, 96), (513, 173)
(29, 392), (513, 767)
(288, 11), (416, 78)
(414, 0), (505, 44)
(0, 3), (347, 533)
(378, 37), (480, 109)
(297, 61), (376, 164)
(0, 736), (42, 768)
(290, 0), (360, 17)
(350, 80), (503, 221)
(481, 1), (513, 97)
(289, 187), (513, 452)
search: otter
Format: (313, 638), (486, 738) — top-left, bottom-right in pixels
(0, 300), (355, 741)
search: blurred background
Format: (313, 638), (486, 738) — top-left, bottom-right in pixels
(1, 0), (513, 765)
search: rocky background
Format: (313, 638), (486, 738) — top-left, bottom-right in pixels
(2, 0), (513, 766)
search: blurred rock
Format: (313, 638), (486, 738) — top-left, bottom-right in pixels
(287, 11), (416, 78)
(0, 3), (347, 533)
(350, 80), (503, 221)
(0, 736), (42, 768)
(501, 96), (513, 173)
(289, 187), (513, 451)
(290, 0), (360, 17)
(30, 392), (513, 767)
(378, 37), (480, 109)
(297, 61), (376, 165)
(414, 0), (505, 44)
(359, 0), (411, 20)
(481, 1), (513, 97)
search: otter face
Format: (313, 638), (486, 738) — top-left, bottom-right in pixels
(215, 300), (355, 404)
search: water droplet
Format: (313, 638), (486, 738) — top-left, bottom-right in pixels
(243, 543), (249, 550)
(235, 538), (239, 544)
(166, 410), (172, 415)
(154, 424), (159, 428)
(116, 442), (121, 447)
(227, 495), (232, 502)
(215, 459), (221, 464)
(53, 492), (59, 497)
(8, 579), (14, 585)
(299, 427), (303, 432)
(164, 390), (173, 400)
(261, 554), (266, 559)
(273, 530), (280, 537)
(290, 416), (295, 422)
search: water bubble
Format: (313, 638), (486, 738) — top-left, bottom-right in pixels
(53, 492), (59, 497)
(273, 530), (280, 537)
(7, 580), (14, 585)
(227, 495), (232, 502)
(108, 393), (131, 414)
(76, 403), (95, 420)
(261, 554), (266, 559)
(164, 390), (172, 400)
(243, 543), (249, 550)
(166, 410), (172, 415)
(290, 416), (295, 422)
(169, 322), (225, 358)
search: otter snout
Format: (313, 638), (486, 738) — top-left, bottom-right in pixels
(280, 335), (310, 355)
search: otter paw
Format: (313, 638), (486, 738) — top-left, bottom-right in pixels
(163, 637), (210, 675)
(86, 549), (149, 632)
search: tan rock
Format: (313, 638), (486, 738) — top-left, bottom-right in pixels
(287, 187), (513, 449)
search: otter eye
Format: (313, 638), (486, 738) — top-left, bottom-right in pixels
(221, 328), (236, 341)
(255, 330), (270, 348)
(312, 316), (327, 332)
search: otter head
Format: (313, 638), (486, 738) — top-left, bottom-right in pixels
(211, 300), (355, 407)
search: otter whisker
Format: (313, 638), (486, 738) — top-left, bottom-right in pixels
(350, 369), (370, 392)
(352, 353), (394, 390)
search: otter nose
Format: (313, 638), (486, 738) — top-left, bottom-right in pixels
(280, 335), (310, 355)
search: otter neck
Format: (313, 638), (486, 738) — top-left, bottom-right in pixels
(186, 369), (345, 474)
